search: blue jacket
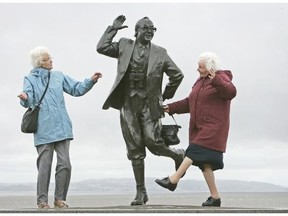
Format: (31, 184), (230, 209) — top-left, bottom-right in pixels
(20, 68), (95, 146)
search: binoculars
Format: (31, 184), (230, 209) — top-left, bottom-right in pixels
(129, 72), (145, 88)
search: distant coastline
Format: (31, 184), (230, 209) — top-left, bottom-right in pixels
(0, 177), (287, 194)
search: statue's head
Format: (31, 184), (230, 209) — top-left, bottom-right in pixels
(134, 17), (157, 44)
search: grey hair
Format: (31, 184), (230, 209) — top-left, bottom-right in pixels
(198, 51), (221, 71)
(29, 46), (50, 68)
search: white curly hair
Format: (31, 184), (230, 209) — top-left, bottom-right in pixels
(198, 51), (221, 71)
(29, 46), (50, 68)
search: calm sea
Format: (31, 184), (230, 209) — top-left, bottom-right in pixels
(0, 192), (287, 209)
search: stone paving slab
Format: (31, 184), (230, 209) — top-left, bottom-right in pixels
(1, 205), (288, 213)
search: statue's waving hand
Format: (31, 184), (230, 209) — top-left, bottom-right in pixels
(112, 15), (128, 30)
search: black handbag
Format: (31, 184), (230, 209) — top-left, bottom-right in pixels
(21, 72), (50, 133)
(161, 115), (181, 146)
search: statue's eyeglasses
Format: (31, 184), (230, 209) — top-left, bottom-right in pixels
(139, 26), (157, 32)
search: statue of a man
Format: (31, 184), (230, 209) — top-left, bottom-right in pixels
(96, 15), (185, 205)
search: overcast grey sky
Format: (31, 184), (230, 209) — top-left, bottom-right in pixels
(0, 3), (287, 188)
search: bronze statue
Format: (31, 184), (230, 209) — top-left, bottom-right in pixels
(97, 15), (185, 205)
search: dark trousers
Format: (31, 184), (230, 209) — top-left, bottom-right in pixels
(120, 95), (180, 161)
(120, 95), (165, 160)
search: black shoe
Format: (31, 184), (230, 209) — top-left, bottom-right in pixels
(155, 177), (177, 191)
(202, 196), (221, 207)
(174, 149), (186, 177)
(130, 190), (148, 206)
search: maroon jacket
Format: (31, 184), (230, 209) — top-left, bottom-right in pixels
(168, 70), (237, 152)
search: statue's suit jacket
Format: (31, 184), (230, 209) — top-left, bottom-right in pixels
(97, 26), (184, 121)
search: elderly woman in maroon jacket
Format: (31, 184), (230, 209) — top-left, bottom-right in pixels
(155, 52), (237, 207)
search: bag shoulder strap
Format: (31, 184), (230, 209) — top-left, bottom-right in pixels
(37, 72), (50, 106)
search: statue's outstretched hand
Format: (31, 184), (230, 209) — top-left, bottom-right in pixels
(112, 15), (128, 30)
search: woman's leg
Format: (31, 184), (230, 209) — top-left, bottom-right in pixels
(54, 140), (71, 202)
(155, 156), (192, 191)
(169, 157), (193, 184)
(36, 144), (54, 205)
(202, 164), (220, 199)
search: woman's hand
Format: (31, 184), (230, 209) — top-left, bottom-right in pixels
(163, 104), (170, 113)
(91, 72), (103, 83)
(208, 68), (216, 80)
(17, 92), (28, 100)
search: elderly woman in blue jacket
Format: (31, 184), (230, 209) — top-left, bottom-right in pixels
(18, 46), (102, 209)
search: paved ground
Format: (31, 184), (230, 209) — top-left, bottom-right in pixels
(1, 205), (288, 213)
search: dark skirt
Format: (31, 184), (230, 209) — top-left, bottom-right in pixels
(185, 143), (224, 171)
